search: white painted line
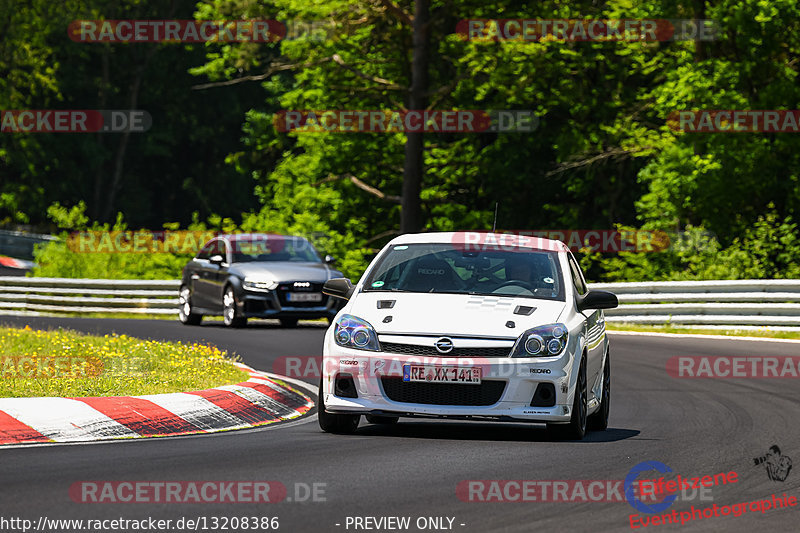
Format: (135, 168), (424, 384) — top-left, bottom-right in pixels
(0, 397), (137, 442)
(255, 377), (315, 410)
(260, 372), (318, 396)
(0, 411), (319, 450)
(232, 362), (317, 397)
(247, 377), (271, 384)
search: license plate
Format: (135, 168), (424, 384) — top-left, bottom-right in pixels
(287, 292), (322, 302)
(402, 365), (482, 384)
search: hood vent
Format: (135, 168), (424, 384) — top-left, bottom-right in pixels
(377, 300), (396, 309)
(513, 305), (536, 316)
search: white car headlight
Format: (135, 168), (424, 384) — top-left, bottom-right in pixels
(334, 314), (381, 352)
(511, 323), (568, 357)
(242, 278), (278, 291)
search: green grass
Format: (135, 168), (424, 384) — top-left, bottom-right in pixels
(0, 326), (250, 398)
(607, 323), (800, 340)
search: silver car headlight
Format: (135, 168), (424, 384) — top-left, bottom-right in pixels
(334, 314), (381, 352)
(242, 278), (278, 292)
(510, 323), (568, 357)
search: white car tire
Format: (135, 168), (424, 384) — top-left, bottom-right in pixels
(318, 380), (360, 434)
(547, 356), (588, 441)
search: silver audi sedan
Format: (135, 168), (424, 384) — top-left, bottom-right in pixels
(178, 233), (344, 327)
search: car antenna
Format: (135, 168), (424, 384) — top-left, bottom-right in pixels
(491, 202), (498, 232)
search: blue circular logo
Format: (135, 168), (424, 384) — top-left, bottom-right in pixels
(624, 460), (677, 514)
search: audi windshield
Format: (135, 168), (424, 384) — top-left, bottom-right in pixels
(229, 236), (322, 263)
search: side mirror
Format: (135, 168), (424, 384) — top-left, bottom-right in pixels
(323, 278), (355, 300)
(209, 254), (225, 266)
(577, 290), (618, 312)
(324, 254), (336, 264)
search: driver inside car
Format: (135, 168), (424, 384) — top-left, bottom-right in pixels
(504, 254), (539, 287)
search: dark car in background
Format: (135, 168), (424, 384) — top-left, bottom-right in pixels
(0, 230), (57, 276)
(179, 234), (344, 327)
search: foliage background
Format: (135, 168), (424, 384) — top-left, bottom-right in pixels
(2, 0), (799, 281)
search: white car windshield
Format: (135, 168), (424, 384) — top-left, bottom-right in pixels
(363, 243), (565, 301)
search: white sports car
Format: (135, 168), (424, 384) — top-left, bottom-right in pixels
(318, 232), (618, 440)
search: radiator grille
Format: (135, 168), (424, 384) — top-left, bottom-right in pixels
(380, 342), (510, 358)
(380, 377), (506, 406)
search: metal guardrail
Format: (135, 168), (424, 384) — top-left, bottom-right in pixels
(591, 280), (800, 327)
(0, 277), (179, 315)
(1, 277), (798, 327)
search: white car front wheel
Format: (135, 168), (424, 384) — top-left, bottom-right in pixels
(318, 380), (360, 434)
(547, 355), (588, 440)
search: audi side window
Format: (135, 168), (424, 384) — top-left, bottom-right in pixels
(197, 241), (216, 260)
(568, 254), (588, 296)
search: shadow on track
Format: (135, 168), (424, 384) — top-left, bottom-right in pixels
(346, 421), (639, 443)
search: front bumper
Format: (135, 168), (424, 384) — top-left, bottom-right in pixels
(321, 350), (577, 423)
(240, 288), (340, 319)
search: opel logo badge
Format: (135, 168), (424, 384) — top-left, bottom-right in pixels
(434, 337), (454, 354)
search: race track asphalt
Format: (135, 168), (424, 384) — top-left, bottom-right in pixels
(0, 315), (798, 533)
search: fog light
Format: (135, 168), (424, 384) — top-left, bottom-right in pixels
(531, 383), (556, 407)
(334, 373), (358, 398)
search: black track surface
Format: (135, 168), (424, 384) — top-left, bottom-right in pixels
(0, 316), (798, 532)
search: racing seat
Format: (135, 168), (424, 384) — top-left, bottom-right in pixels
(403, 257), (463, 293)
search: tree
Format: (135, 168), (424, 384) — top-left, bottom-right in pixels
(0, 0), (262, 229)
(400, 0), (429, 233)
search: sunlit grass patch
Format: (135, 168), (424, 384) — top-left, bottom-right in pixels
(0, 326), (249, 398)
